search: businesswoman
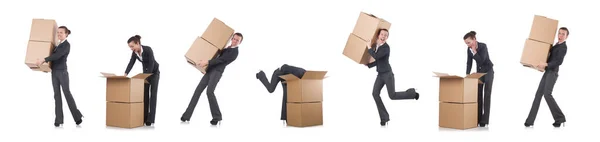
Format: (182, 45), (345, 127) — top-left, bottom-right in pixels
(524, 27), (569, 128)
(124, 35), (161, 126)
(36, 26), (84, 127)
(365, 29), (420, 126)
(181, 33), (243, 125)
(463, 31), (494, 127)
(256, 64), (306, 123)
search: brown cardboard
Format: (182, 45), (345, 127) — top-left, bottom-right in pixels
(280, 71), (327, 103)
(343, 34), (376, 64)
(185, 37), (219, 74)
(100, 72), (152, 103)
(25, 41), (54, 72)
(352, 12), (391, 44)
(201, 18), (235, 49)
(433, 72), (485, 103)
(521, 39), (551, 71)
(106, 102), (144, 128)
(287, 102), (323, 127)
(439, 102), (477, 130)
(529, 15), (559, 44)
(29, 19), (58, 43)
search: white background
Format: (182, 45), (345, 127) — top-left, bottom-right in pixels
(0, 0), (598, 141)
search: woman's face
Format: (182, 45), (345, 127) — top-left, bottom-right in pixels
(57, 28), (67, 41)
(128, 42), (140, 51)
(464, 37), (476, 48)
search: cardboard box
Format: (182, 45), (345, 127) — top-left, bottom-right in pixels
(279, 71), (327, 103)
(433, 72), (485, 103)
(343, 34), (376, 64)
(29, 19), (58, 43)
(106, 102), (144, 128)
(287, 102), (323, 127)
(521, 39), (551, 71)
(439, 102), (477, 130)
(201, 18), (235, 49)
(352, 12), (391, 42)
(25, 41), (54, 72)
(343, 12), (390, 64)
(185, 37), (220, 74)
(529, 15), (559, 44)
(26, 19), (58, 72)
(100, 72), (152, 103)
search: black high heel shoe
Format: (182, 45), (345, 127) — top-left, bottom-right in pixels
(415, 93), (420, 100)
(478, 123), (487, 127)
(552, 122), (565, 127)
(380, 120), (389, 126)
(256, 71), (265, 79)
(75, 115), (84, 125)
(524, 123), (533, 127)
(210, 119), (221, 125)
(181, 117), (190, 122)
(54, 123), (62, 127)
(145, 122), (153, 126)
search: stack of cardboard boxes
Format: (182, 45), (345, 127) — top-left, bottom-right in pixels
(100, 72), (151, 128)
(280, 71), (327, 127)
(185, 18), (235, 74)
(343, 12), (391, 64)
(25, 19), (58, 72)
(521, 15), (559, 71)
(434, 72), (485, 130)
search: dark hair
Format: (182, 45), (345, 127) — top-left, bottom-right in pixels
(559, 27), (569, 36)
(463, 31), (476, 40)
(233, 32), (243, 43)
(377, 28), (389, 35)
(127, 35), (141, 44)
(58, 26), (71, 36)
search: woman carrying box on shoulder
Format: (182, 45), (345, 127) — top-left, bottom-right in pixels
(365, 28), (420, 126)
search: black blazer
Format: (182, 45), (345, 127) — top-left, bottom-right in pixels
(466, 42), (494, 74)
(207, 47), (239, 73)
(125, 45), (160, 74)
(366, 42), (393, 73)
(44, 40), (70, 70)
(545, 41), (568, 72)
(280, 64), (306, 79)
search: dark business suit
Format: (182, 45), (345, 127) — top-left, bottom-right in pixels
(182, 46), (239, 121)
(257, 64), (306, 120)
(466, 42), (495, 125)
(366, 42), (418, 122)
(44, 40), (83, 124)
(525, 41), (567, 124)
(125, 45), (160, 124)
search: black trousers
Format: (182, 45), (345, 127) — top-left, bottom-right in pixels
(144, 72), (160, 123)
(257, 69), (288, 120)
(525, 70), (566, 124)
(51, 70), (82, 124)
(372, 72), (418, 121)
(182, 70), (223, 121)
(477, 70), (494, 124)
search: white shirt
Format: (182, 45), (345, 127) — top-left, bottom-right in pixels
(136, 46), (144, 61)
(374, 42), (384, 52)
(58, 38), (66, 46)
(469, 44), (478, 55)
